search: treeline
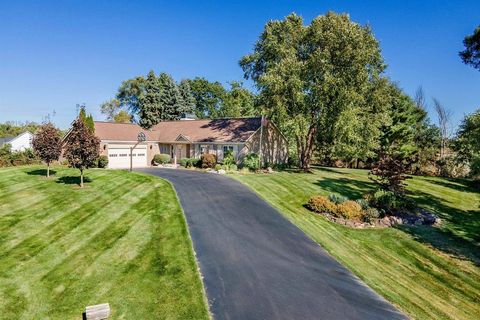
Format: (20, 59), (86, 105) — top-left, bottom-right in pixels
(0, 121), (40, 138)
(100, 72), (257, 128)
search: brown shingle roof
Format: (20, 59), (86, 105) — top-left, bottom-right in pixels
(94, 117), (261, 143)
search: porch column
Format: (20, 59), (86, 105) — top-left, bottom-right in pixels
(173, 145), (177, 165)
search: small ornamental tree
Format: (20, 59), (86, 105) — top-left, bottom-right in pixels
(32, 123), (62, 177)
(369, 154), (410, 196)
(64, 117), (100, 187)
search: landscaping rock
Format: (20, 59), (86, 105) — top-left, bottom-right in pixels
(218, 169), (226, 175)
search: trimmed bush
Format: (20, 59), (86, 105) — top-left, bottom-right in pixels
(328, 194), (348, 205)
(215, 164), (222, 171)
(191, 158), (202, 168)
(97, 155), (108, 168)
(180, 158), (189, 167)
(201, 153), (216, 168)
(153, 153), (171, 164)
(242, 153), (260, 171)
(307, 196), (336, 214)
(334, 200), (364, 220)
(229, 164), (238, 171)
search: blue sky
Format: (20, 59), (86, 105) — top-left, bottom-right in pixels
(0, 0), (479, 130)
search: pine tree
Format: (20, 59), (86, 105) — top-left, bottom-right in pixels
(178, 80), (195, 116)
(158, 72), (183, 120)
(138, 71), (162, 129)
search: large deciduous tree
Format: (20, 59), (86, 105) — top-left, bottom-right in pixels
(220, 81), (257, 118)
(460, 25), (480, 71)
(32, 123), (62, 177)
(64, 111), (100, 187)
(240, 12), (385, 171)
(186, 77), (227, 118)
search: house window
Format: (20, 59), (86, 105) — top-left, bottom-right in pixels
(160, 145), (169, 154)
(223, 145), (234, 153)
(200, 145), (209, 154)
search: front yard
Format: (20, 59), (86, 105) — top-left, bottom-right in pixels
(0, 166), (209, 319)
(233, 167), (480, 320)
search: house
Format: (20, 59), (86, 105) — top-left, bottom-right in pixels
(94, 117), (288, 169)
(0, 131), (33, 152)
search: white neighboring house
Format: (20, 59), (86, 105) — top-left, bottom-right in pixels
(0, 131), (34, 151)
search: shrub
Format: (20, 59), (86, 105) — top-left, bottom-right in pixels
(355, 199), (370, 210)
(334, 200), (364, 220)
(364, 207), (381, 222)
(229, 164), (238, 171)
(97, 155), (108, 168)
(242, 153), (260, 171)
(180, 158), (189, 167)
(201, 153), (216, 168)
(153, 153), (171, 164)
(215, 164), (222, 171)
(307, 196), (336, 214)
(328, 194), (348, 205)
(222, 150), (235, 166)
(191, 158), (202, 168)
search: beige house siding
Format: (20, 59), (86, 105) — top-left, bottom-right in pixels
(242, 123), (288, 165)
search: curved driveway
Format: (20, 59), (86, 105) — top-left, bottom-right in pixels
(138, 168), (406, 320)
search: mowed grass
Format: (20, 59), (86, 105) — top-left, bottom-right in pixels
(233, 167), (480, 320)
(0, 166), (209, 319)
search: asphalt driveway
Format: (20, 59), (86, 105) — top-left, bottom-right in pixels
(138, 168), (407, 320)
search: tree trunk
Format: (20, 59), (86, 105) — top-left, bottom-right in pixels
(80, 169), (84, 188)
(299, 125), (317, 172)
(47, 162), (50, 178)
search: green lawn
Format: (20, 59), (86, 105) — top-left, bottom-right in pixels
(233, 167), (480, 320)
(0, 166), (209, 319)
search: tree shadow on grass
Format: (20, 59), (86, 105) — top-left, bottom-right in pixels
(313, 175), (480, 265)
(26, 169), (57, 176)
(428, 177), (480, 194)
(313, 177), (375, 199)
(56, 176), (92, 186)
(401, 188), (479, 266)
(312, 166), (350, 175)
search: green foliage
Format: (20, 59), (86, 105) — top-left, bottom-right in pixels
(179, 158), (192, 167)
(459, 25), (480, 71)
(158, 72), (184, 120)
(78, 106), (95, 132)
(100, 98), (122, 121)
(222, 150), (235, 166)
(242, 153), (260, 171)
(113, 110), (132, 123)
(201, 153), (216, 168)
(452, 108), (480, 177)
(186, 77), (227, 118)
(355, 199), (370, 210)
(0, 121), (40, 138)
(241, 12), (386, 170)
(328, 194), (348, 205)
(178, 80), (196, 116)
(153, 153), (171, 164)
(97, 155), (109, 168)
(214, 164), (222, 171)
(0, 145), (40, 167)
(229, 164), (238, 171)
(137, 71), (162, 129)
(219, 81), (257, 118)
(364, 207), (381, 222)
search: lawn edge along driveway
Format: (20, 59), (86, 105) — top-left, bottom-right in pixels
(139, 168), (407, 320)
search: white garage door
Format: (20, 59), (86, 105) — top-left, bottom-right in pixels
(107, 147), (147, 169)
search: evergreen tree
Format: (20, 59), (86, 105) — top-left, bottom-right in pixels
(137, 71), (162, 129)
(158, 72), (183, 120)
(178, 80), (196, 116)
